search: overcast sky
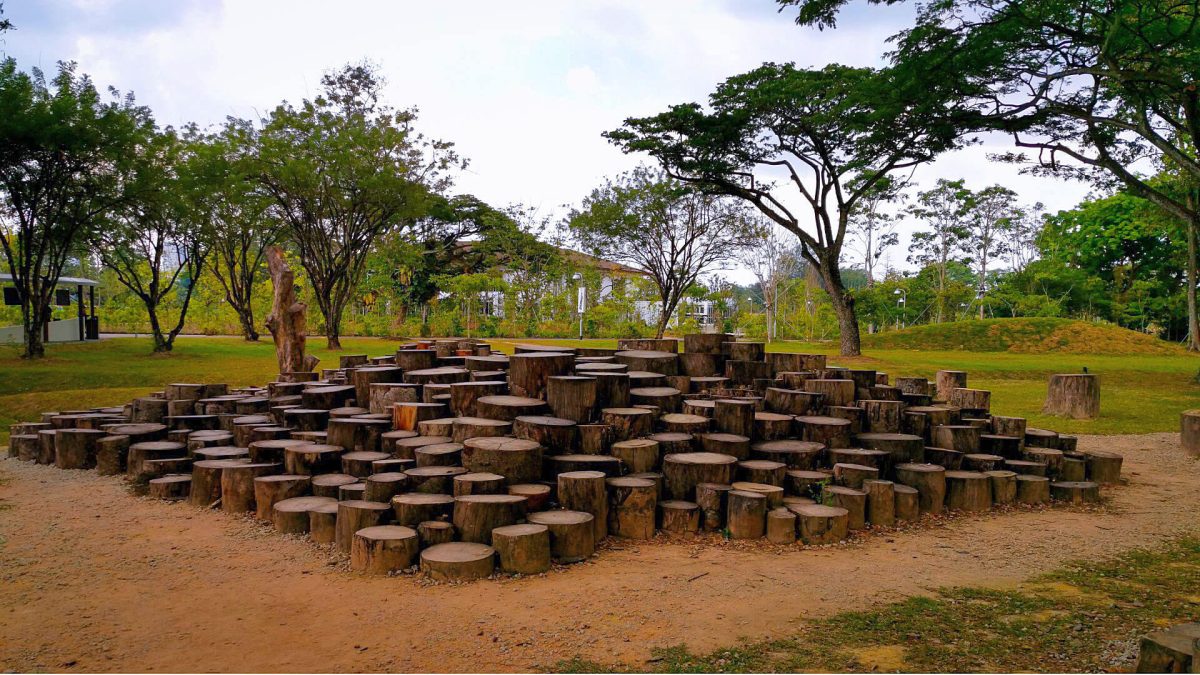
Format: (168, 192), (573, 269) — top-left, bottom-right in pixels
(3, 0), (1095, 283)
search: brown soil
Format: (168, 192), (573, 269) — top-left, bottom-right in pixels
(1, 433), (1197, 673)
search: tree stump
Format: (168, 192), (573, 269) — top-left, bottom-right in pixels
(796, 416), (852, 449)
(658, 500), (700, 534)
(962, 453), (1005, 472)
(558, 471), (609, 541)
(727, 489), (767, 539)
(600, 407), (654, 441)
(1049, 480), (1101, 504)
(246, 439), (304, 464)
(1043, 373), (1100, 419)
(128, 440), (188, 479)
(978, 434), (1021, 459)
(1135, 623), (1200, 674)
(396, 349), (437, 372)
(944, 471), (992, 512)
(824, 406), (864, 434)
(858, 400), (903, 433)
(414, 442), (463, 468)
(1005, 459), (1047, 476)
(509, 416), (575, 455)
(615, 349), (678, 375)
(808, 379), (855, 407)
(738, 459), (787, 486)
(360, 472), (407, 503)
(283, 443), (344, 475)
(763, 387), (822, 416)
(220, 462), (281, 513)
(699, 432), (751, 460)
(792, 503), (849, 545)
(786, 470), (831, 499)
(405, 366), (470, 387)
(148, 475), (191, 501)
(420, 542), (496, 581)
(452, 472), (505, 497)
(507, 483), (552, 511)
(1015, 474), (1051, 504)
(611, 438), (660, 474)
(895, 377), (930, 396)
(695, 482), (732, 531)
(752, 412), (794, 441)
(544, 376), (598, 423)
(750, 439), (822, 469)
(311, 473), (359, 498)
(55, 428), (105, 470)
(253, 474), (311, 521)
(1025, 447), (1065, 478)
(492, 523), (551, 575)
(450, 417), (512, 444)
(350, 525), (418, 574)
(684, 332), (732, 354)
(1025, 427), (1061, 448)
(894, 463), (947, 514)
(369, 382), (421, 415)
(985, 470), (1017, 505)
(392, 402), (448, 432)
(273, 495), (335, 534)
(187, 430), (234, 453)
(188, 459), (245, 508)
(832, 463), (879, 490)
(474, 395), (547, 422)
(391, 492), (455, 527)
(575, 423), (613, 454)
(766, 508), (797, 544)
(544, 453), (622, 479)
(453, 494), (527, 544)
(647, 432), (694, 456)
(403, 465), (467, 494)
(823, 484), (867, 529)
(417, 520), (455, 547)
(935, 370), (967, 401)
(509, 352), (575, 399)
(96, 434), (131, 475)
(606, 477), (657, 539)
(308, 501), (340, 544)
(629, 386), (682, 414)
(893, 484), (920, 522)
(714, 399), (756, 438)
(527, 510), (595, 562)
(1084, 450), (1123, 484)
(724, 359), (772, 386)
(1060, 456), (1087, 481)
(683, 399), (716, 418)
(352, 366), (404, 412)
(592, 372), (631, 411)
(932, 425), (981, 453)
(1182, 410), (1200, 457)
(335, 499), (392, 553)
(461, 436), (542, 484)
(662, 452), (738, 500)
(656, 413), (710, 436)
(730, 481), (784, 508)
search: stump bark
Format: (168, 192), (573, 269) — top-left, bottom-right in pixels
(391, 493), (455, 527)
(492, 523), (551, 575)
(1084, 449), (1123, 484)
(935, 370), (967, 401)
(659, 500), (701, 534)
(1043, 373), (1100, 419)
(944, 470), (992, 512)
(546, 376), (598, 423)
(461, 437), (543, 484)
(792, 503), (849, 545)
(766, 508), (797, 544)
(662, 452), (738, 500)
(727, 489), (767, 539)
(148, 475), (191, 501)
(350, 525), (418, 574)
(273, 495), (335, 534)
(253, 474), (311, 521)
(453, 494), (527, 544)
(558, 471), (609, 541)
(527, 510), (595, 563)
(509, 352), (575, 399)
(894, 463), (947, 514)
(420, 542), (496, 581)
(606, 477), (657, 539)
(512, 415), (577, 454)
(695, 482), (732, 531)
(893, 484), (920, 522)
(1015, 474), (1051, 504)
(335, 500), (392, 553)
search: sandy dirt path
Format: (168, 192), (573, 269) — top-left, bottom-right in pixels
(1, 432), (1197, 673)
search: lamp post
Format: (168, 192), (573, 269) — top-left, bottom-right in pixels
(572, 273), (584, 341)
(893, 288), (907, 329)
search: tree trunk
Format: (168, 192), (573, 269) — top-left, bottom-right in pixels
(1188, 202), (1199, 351)
(238, 304), (259, 341)
(818, 258), (861, 356)
(22, 302), (46, 359)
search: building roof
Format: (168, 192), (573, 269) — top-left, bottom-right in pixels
(557, 247), (648, 276)
(0, 274), (99, 287)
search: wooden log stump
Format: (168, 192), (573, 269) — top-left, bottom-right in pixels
(335, 499), (392, 553)
(1083, 450), (1123, 484)
(796, 416), (852, 449)
(544, 376), (598, 423)
(924, 446), (963, 469)
(647, 432), (694, 456)
(576, 423), (613, 454)
(962, 453), (1005, 472)
(453, 494), (527, 544)
(832, 463), (879, 490)
(414, 443), (463, 468)
(8, 433), (36, 462)
(610, 438), (660, 473)
(148, 475), (191, 501)
(682, 398), (716, 418)
(600, 407), (654, 441)
(727, 489), (767, 539)
(932, 425), (981, 453)
(325, 417), (389, 453)
(662, 452), (738, 500)
(738, 459), (786, 486)
(695, 482), (732, 531)
(786, 469), (831, 499)
(507, 483), (552, 511)
(895, 377), (930, 396)
(189, 459), (245, 508)
(391, 493), (454, 527)
(452, 472), (505, 497)
(510, 415), (576, 454)
(750, 439), (822, 469)
(284, 443), (344, 475)
(862, 479), (895, 527)
(187, 430), (234, 453)
(699, 432), (751, 460)
(492, 523), (551, 574)
(352, 366), (404, 411)
(273, 495), (335, 534)
(606, 477), (657, 539)
(253, 474), (311, 521)
(724, 359), (772, 386)
(1025, 447), (1065, 478)
(390, 402), (446, 433)
(824, 406), (864, 435)
(1182, 410), (1200, 457)
(753, 412), (794, 441)
(1043, 373), (1100, 419)
(894, 463), (947, 514)
(808, 379), (855, 407)
(461, 437), (543, 484)
(404, 366), (470, 387)
(590, 371), (631, 411)
(1025, 427), (1060, 448)
(1016, 474), (1051, 504)
(658, 500), (701, 534)
(1004, 458), (1046, 476)
(713, 398), (756, 438)
(823, 484), (867, 530)
(544, 453), (622, 478)
(1135, 624), (1200, 674)
(1049, 480), (1101, 504)
(679, 353), (725, 377)
(558, 471), (609, 541)
(308, 501), (340, 544)
(248, 438), (306, 464)
(894, 484), (920, 522)
(1061, 456), (1087, 481)
(792, 503), (849, 544)
(629, 386), (681, 414)
(858, 400), (903, 433)
(96, 434), (131, 475)
(364, 472), (409, 503)
(128, 440), (188, 479)
(350, 525), (418, 574)
(221, 462), (281, 513)
(369, 382), (421, 415)
(854, 432), (924, 466)
(55, 428), (105, 470)
(312, 473), (361, 499)
(528, 510), (595, 562)
(420, 542), (496, 581)
(474, 395), (547, 422)
(417, 520), (455, 547)
(766, 508), (797, 544)
(730, 481), (784, 508)
(944, 470), (992, 512)
(508, 352), (575, 399)
(614, 349), (678, 376)
(764, 387), (822, 416)
(986, 470), (1017, 505)
(405, 466), (468, 494)
(979, 434), (1022, 459)
(935, 370), (968, 401)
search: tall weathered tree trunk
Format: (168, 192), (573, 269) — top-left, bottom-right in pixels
(817, 254), (861, 356)
(265, 246), (318, 373)
(1188, 199), (1200, 352)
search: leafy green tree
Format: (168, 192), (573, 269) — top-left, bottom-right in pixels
(606, 63), (966, 355)
(0, 59), (151, 358)
(907, 179), (971, 322)
(93, 128), (211, 353)
(255, 63), (459, 348)
(845, 175), (905, 286)
(568, 167), (759, 338)
(964, 184), (1018, 318)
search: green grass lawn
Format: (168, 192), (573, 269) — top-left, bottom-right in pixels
(1, 332), (1198, 445)
(556, 536), (1200, 673)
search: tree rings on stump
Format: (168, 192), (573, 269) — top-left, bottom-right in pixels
(420, 542), (496, 581)
(350, 525), (418, 574)
(662, 452), (738, 501)
(791, 503), (849, 545)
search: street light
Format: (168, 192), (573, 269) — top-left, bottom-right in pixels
(572, 273), (584, 341)
(893, 288), (907, 329)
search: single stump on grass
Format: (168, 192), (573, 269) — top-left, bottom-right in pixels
(1043, 373), (1100, 419)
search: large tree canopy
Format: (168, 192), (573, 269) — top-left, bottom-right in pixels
(605, 62), (967, 354)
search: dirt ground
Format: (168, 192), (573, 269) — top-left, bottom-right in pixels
(1, 433), (1197, 673)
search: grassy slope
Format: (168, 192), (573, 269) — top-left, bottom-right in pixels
(557, 536), (1200, 673)
(1, 317), (1198, 443)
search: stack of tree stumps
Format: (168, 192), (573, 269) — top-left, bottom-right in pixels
(7, 335), (1125, 582)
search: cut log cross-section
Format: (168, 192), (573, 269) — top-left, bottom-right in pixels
(420, 542), (496, 582)
(461, 436), (543, 484)
(253, 474), (311, 521)
(350, 525), (418, 575)
(334, 500), (392, 553)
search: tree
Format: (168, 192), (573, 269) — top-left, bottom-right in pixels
(1005, 201), (1044, 273)
(845, 175), (904, 285)
(567, 167), (760, 339)
(740, 221), (801, 342)
(255, 62), (459, 349)
(186, 121), (279, 341)
(606, 63), (966, 355)
(906, 179), (971, 322)
(93, 128), (210, 353)
(780, 0), (1200, 344)
(0, 59), (150, 358)
(964, 184), (1017, 318)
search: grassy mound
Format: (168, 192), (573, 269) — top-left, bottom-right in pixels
(861, 317), (1183, 354)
